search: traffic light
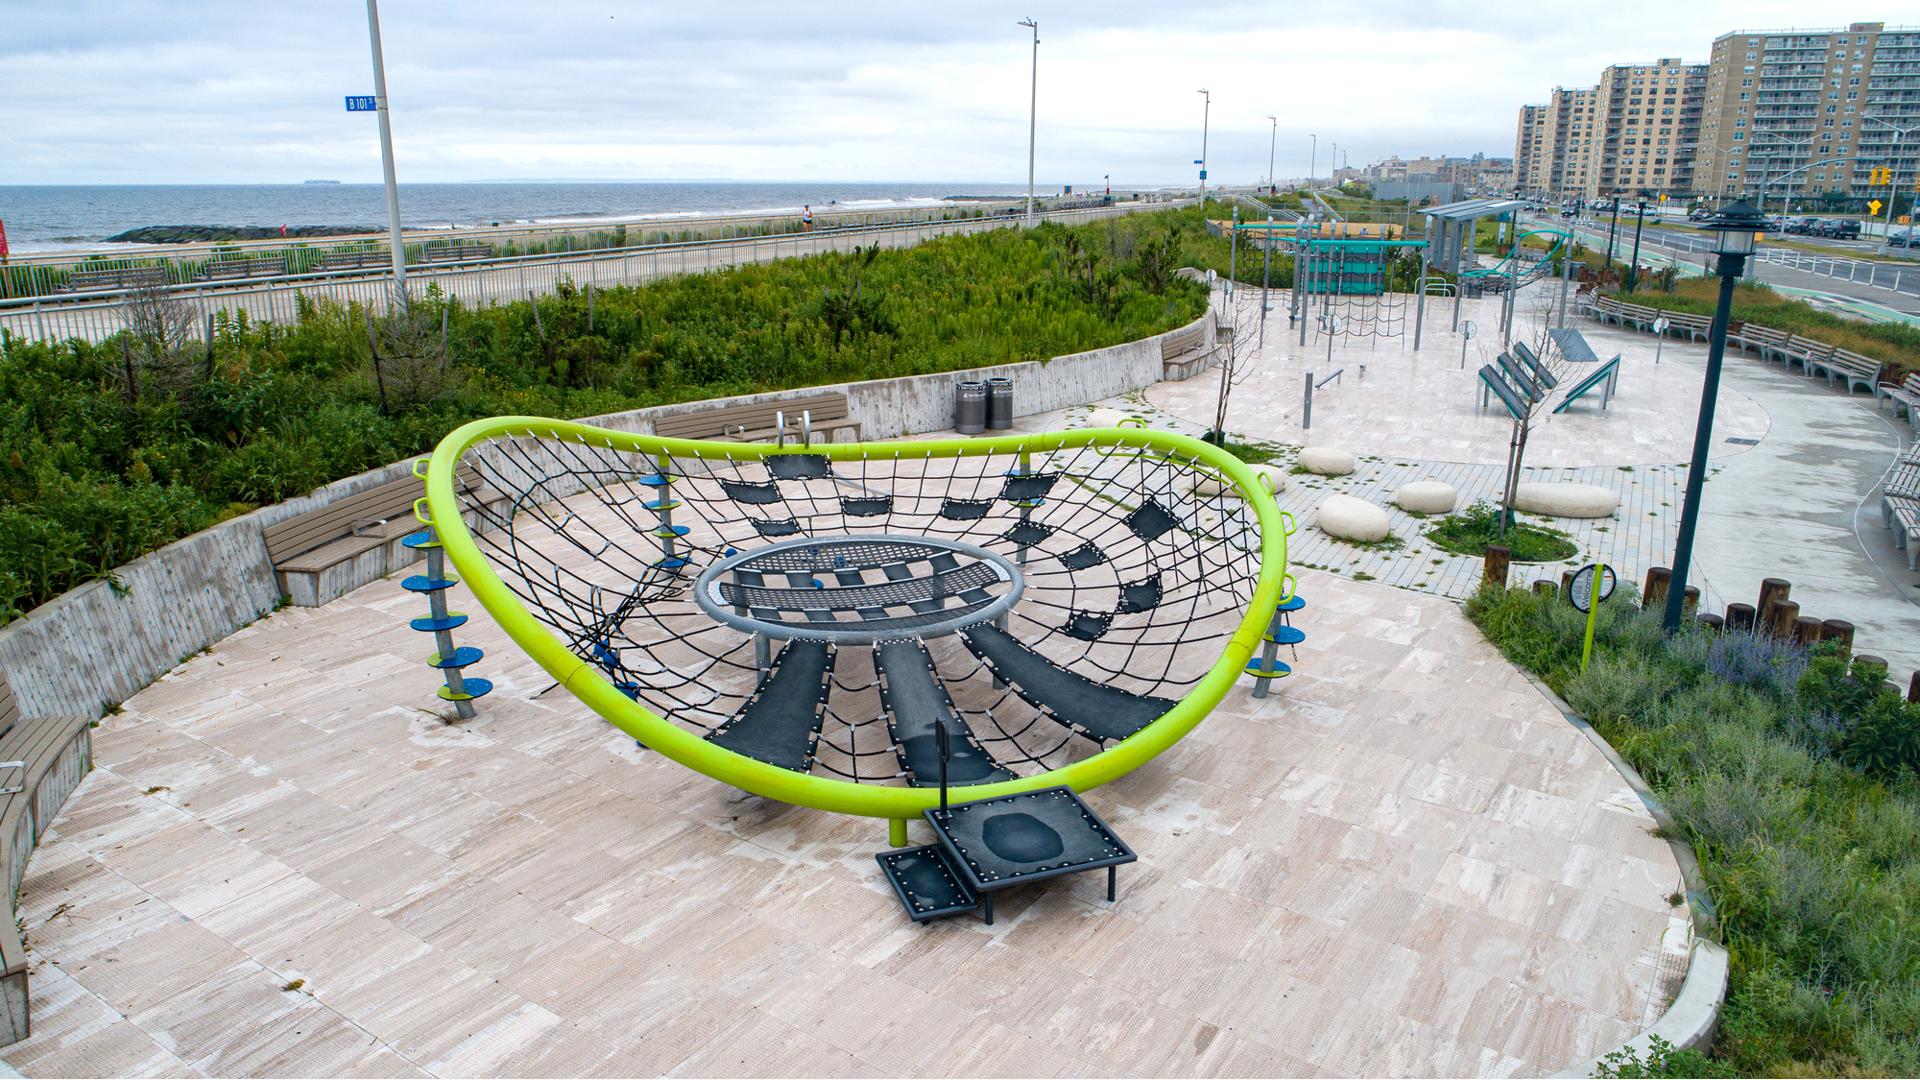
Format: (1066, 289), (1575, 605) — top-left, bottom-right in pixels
(1869, 166), (1893, 185)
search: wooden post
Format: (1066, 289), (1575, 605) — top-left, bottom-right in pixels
(1791, 615), (1823, 647)
(1725, 603), (1756, 634)
(1531, 580), (1555, 596)
(1909, 671), (1919, 704)
(1697, 612), (1725, 632)
(1767, 600), (1799, 640)
(1756, 578), (1790, 628)
(1819, 620), (1855, 656)
(1852, 655), (1887, 679)
(1643, 566), (1671, 609)
(1483, 545), (1510, 588)
(1561, 568), (1579, 591)
(1682, 586), (1699, 615)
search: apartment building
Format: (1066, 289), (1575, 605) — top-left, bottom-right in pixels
(1590, 59), (1708, 198)
(1514, 21), (1920, 206)
(1515, 105), (1552, 195)
(1546, 86), (1600, 196)
(1693, 23), (1920, 204)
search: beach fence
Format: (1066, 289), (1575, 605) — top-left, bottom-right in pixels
(0, 202), (1168, 346)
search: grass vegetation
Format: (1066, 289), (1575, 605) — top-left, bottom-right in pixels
(0, 206), (1245, 623)
(1468, 585), (1920, 1077)
(1426, 501), (1577, 563)
(1608, 279), (1920, 374)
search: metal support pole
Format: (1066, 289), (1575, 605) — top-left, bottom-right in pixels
(1302, 370), (1314, 429)
(1259, 213), (1273, 349)
(1198, 90), (1211, 203)
(1625, 202), (1646, 293)
(1663, 253), (1742, 633)
(365, 0), (409, 304)
(1413, 232), (1429, 351)
(1557, 236), (1572, 329)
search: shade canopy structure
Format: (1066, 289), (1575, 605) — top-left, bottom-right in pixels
(423, 420), (1295, 833)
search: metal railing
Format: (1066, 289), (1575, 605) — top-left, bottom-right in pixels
(0, 200), (1183, 346)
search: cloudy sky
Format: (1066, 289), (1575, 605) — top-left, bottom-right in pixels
(0, 0), (1877, 187)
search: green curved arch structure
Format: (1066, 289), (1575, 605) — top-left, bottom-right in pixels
(424, 417), (1293, 838)
(1460, 226), (1573, 289)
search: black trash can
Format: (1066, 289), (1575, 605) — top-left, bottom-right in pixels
(955, 381), (988, 434)
(986, 377), (1014, 430)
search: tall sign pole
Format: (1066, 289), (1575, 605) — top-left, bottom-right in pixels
(1197, 89), (1211, 204)
(365, 0), (409, 302)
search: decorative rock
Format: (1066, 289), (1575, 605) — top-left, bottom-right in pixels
(1316, 494), (1391, 542)
(1249, 462), (1288, 494)
(1296, 446), (1357, 476)
(1083, 407), (1132, 428)
(1392, 480), (1458, 514)
(1511, 481), (1620, 519)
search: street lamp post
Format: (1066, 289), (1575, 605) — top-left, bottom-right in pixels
(1197, 89), (1211, 203)
(1624, 198), (1648, 292)
(1604, 197), (1621, 271)
(1266, 115), (1278, 196)
(1019, 18), (1039, 228)
(1663, 200), (1769, 633)
(1862, 115), (1912, 247)
(364, 0), (408, 302)
(1309, 134), (1317, 190)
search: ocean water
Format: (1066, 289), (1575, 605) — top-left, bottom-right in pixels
(0, 181), (1036, 252)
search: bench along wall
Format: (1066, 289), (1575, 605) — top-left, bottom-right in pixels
(0, 312), (1213, 722)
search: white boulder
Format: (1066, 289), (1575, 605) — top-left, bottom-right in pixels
(1393, 480), (1458, 514)
(1296, 446), (1357, 476)
(1316, 494), (1391, 543)
(1083, 407), (1133, 428)
(1511, 481), (1620, 519)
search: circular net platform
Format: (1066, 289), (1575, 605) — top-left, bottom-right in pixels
(424, 417), (1293, 823)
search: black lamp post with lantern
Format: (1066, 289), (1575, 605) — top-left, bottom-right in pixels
(1663, 199), (1769, 632)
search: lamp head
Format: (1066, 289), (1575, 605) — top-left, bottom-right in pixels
(1705, 198), (1768, 257)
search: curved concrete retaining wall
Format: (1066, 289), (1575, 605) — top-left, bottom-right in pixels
(0, 311), (1210, 722)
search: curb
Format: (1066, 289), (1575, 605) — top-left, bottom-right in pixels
(1518, 670), (1731, 1074)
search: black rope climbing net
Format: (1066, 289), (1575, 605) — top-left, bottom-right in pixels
(451, 431), (1272, 787)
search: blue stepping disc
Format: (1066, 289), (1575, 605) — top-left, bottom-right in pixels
(653, 556), (691, 570)
(1244, 657), (1293, 679)
(639, 474), (677, 487)
(411, 612), (469, 633)
(427, 646), (484, 669)
(644, 498), (682, 511)
(401, 530), (441, 550)
(1276, 595), (1306, 613)
(1264, 626), (1307, 646)
(437, 677), (493, 702)
(402, 575), (459, 593)
(654, 524), (692, 539)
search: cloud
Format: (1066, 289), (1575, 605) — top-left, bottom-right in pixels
(0, 0), (1846, 185)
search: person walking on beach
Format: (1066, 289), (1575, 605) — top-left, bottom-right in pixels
(802, 205), (814, 231)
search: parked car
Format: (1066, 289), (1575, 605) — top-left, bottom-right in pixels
(1887, 232), (1913, 248)
(1687, 207), (1712, 222)
(1822, 219), (1862, 240)
(1783, 218), (1818, 235)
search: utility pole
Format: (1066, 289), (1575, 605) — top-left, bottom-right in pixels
(1309, 134), (1317, 191)
(1197, 89), (1211, 203)
(1019, 18), (1039, 228)
(364, 0), (408, 303)
(1266, 115), (1278, 196)
(1863, 116), (1910, 247)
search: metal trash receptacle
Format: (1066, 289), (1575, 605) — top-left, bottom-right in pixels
(955, 381), (987, 434)
(986, 377), (1014, 430)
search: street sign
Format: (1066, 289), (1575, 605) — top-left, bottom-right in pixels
(1198, 170), (1207, 180)
(0, 218), (9, 261)
(1567, 562), (1618, 672)
(1658, 193), (1668, 203)
(1869, 199), (1884, 216)
(345, 95), (377, 112)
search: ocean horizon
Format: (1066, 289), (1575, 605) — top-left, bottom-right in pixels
(0, 180), (1165, 253)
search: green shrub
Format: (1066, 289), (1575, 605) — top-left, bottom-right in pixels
(1427, 500), (1578, 563)
(1469, 585), (1920, 1075)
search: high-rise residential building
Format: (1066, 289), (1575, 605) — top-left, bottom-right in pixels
(1515, 105), (1552, 195)
(1589, 59), (1708, 199)
(1693, 23), (1920, 206)
(1546, 86), (1600, 196)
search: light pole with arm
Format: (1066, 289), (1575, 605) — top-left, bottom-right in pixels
(1664, 200), (1769, 632)
(1197, 89), (1210, 203)
(364, 0), (408, 302)
(1862, 115), (1912, 246)
(1750, 129), (1816, 219)
(1310, 134), (1317, 190)
(1019, 18), (1039, 227)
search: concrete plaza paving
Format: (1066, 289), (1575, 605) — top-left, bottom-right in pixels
(2, 565), (1686, 1077)
(1058, 288), (1919, 675)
